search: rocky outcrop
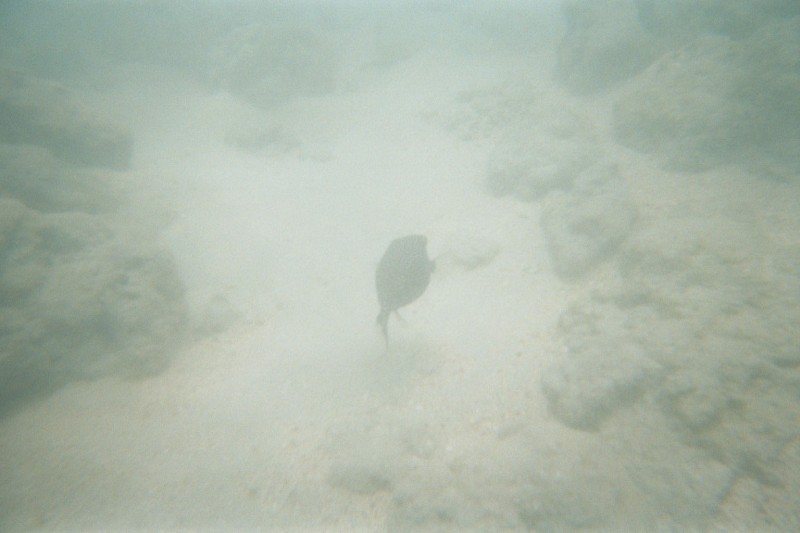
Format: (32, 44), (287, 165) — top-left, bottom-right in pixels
(0, 68), (132, 169)
(0, 70), (186, 417)
(543, 212), (800, 481)
(557, 0), (665, 93)
(208, 23), (336, 108)
(557, 0), (800, 95)
(613, 19), (800, 173)
(540, 162), (636, 279)
(0, 197), (187, 416)
(0, 144), (125, 214)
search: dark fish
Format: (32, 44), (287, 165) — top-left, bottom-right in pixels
(375, 234), (435, 347)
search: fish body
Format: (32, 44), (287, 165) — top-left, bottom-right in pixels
(375, 234), (434, 346)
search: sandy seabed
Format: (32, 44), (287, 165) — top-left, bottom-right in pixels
(1, 43), (799, 531)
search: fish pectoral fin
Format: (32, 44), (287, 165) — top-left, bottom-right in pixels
(393, 310), (407, 325)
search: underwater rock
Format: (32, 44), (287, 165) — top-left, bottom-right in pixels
(557, 0), (800, 94)
(557, 0), (664, 93)
(0, 68), (132, 169)
(0, 144), (125, 214)
(384, 415), (728, 531)
(635, 0), (800, 41)
(541, 300), (666, 430)
(613, 18), (800, 173)
(436, 233), (499, 273)
(446, 81), (601, 201)
(540, 162), (636, 279)
(543, 211), (800, 490)
(208, 23), (336, 108)
(0, 199), (187, 416)
(486, 135), (596, 200)
(619, 216), (800, 477)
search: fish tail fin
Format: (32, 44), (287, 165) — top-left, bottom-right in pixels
(377, 309), (390, 348)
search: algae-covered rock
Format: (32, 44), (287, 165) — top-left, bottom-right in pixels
(543, 212), (800, 479)
(486, 136), (596, 200)
(208, 23), (336, 108)
(557, 0), (664, 93)
(557, 0), (800, 95)
(540, 162), (636, 278)
(614, 18), (800, 173)
(0, 144), (125, 213)
(0, 199), (187, 415)
(0, 68), (132, 169)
